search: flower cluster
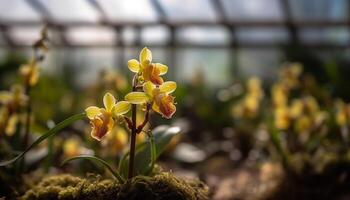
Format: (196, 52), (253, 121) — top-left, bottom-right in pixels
(85, 47), (176, 141)
(232, 77), (264, 119)
(271, 64), (328, 132)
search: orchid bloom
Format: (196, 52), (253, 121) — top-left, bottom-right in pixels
(127, 47), (168, 85)
(85, 93), (131, 141)
(125, 81), (177, 119)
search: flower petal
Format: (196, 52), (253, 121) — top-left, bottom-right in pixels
(90, 116), (114, 141)
(103, 92), (116, 112)
(156, 63), (168, 75)
(143, 81), (155, 97)
(158, 95), (176, 119)
(140, 47), (152, 66)
(152, 102), (160, 113)
(160, 81), (177, 94)
(127, 59), (140, 73)
(85, 106), (101, 119)
(113, 101), (131, 116)
(125, 92), (149, 104)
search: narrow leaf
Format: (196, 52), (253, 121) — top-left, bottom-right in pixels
(0, 113), (86, 166)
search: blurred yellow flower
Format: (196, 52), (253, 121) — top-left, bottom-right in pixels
(279, 63), (302, 89)
(271, 83), (288, 107)
(274, 106), (290, 130)
(101, 70), (128, 91)
(19, 59), (40, 87)
(0, 107), (9, 134)
(5, 114), (18, 136)
(0, 85), (27, 110)
(335, 100), (350, 126)
(125, 81), (177, 119)
(304, 96), (319, 114)
(290, 99), (303, 119)
(102, 127), (129, 155)
(247, 77), (264, 100)
(232, 77), (264, 119)
(63, 137), (83, 158)
(127, 47), (168, 85)
(85, 93), (131, 141)
(295, 115), (312, 133)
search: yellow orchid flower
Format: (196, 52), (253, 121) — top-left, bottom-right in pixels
(127, 47), (168, 85)
(125, 81), (177, 119)
(85, 93), (131, 141)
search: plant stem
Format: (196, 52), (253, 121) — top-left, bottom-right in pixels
(128, 75), (138, 179)
(20, 85), (31, 171)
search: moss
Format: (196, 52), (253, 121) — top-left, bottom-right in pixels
(21, 173), (209, 200)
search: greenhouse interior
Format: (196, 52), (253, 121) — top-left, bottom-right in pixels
(1, 0), (350, 199)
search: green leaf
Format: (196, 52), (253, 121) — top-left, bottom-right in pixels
(62, 155), (124, 184)
(0, 113), (86, 167)
(119, 125), (181, 178)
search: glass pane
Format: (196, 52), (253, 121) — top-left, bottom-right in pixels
(37, 0), (100, 23)
(238, 48), (281, 80)
(176, 26), (231, 45)
(64, 48), (117, 87)
(121, 27), (137, 46)
(176, 48), (232, 87)
(289, 0), (349, 21)
(98, 0), (158, 22)
(236, 27), (289, 44)
(141, 26), (169, 45)
(65, 26), (116, 45)
(220, 0), (284, 21)
(8, 26), (42, 46)
(0, 1), (42, 22)
(158, 0), (217, 22)
(299, 27), (350, 44)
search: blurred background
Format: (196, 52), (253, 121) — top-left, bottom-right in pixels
(1, 0), (350, 199)
(0, 0), (349, 88)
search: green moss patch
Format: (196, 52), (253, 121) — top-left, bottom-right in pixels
(21, 173), (209, 200)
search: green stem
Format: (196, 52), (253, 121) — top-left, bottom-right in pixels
(128, 75), (138, 179)
(45, 135), (54, 173)
(20, 85), (31, 171)
(128, 102), (137, 178)
(0, 113), (86, 166)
